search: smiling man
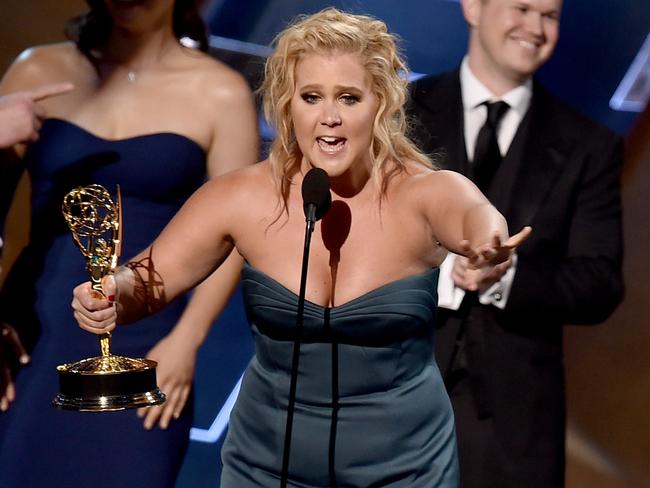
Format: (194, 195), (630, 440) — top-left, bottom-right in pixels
(408, 0), (624, 486)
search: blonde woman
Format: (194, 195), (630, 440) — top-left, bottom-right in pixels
(73, 8), (529, 487)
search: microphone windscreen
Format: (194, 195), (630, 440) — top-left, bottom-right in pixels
(301, 168), (331, 221)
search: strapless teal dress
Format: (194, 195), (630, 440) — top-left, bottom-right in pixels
(221, 263), (459, 487)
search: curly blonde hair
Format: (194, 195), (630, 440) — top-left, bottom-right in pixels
(261, 7), (432, 207)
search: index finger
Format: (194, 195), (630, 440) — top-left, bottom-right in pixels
(26, 82), (74, 102)
(503, 226), (532, 249)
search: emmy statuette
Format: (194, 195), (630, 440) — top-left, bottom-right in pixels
(52, 184), (166, 411)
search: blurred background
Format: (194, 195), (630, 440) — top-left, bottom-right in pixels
(1, 0), (648, 486)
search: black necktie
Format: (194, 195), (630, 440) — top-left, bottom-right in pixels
(472, 101), (509, 192)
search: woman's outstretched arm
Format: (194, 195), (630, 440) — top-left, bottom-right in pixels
(420, 169), (530, 268)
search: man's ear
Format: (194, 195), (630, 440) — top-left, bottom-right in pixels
(460, 0), (482, 28)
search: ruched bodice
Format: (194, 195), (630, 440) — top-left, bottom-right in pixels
(221, 263), (459, 487)
(0, 119), (206, 487)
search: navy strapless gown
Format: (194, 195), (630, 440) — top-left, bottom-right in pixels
(0, 119), (206, 488)
(221, 263), (459, 487)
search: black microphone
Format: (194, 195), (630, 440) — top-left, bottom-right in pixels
(302, 167), (331, 223)
(280, 167), (330, 488)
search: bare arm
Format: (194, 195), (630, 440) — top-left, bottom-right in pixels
(422, 170), (530, 267)
(71, 150), (256, 428)
(72, 171), (243, 331)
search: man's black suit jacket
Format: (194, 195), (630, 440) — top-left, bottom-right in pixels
(408, 70), (624, 484)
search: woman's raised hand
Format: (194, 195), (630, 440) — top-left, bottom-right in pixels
(459, 226), (532, 269)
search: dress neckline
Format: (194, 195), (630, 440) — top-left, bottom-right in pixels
(44, 118), (206, 154)
(243, 261), (438, 311)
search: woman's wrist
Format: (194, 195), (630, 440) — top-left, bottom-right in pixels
(111, 265), (136, 324)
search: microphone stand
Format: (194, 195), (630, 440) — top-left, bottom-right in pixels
(280, 204), (318, 488)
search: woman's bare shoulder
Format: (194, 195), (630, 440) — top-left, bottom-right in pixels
(187, 161), (274, 222)
(390, 164), (481, 215)
(406, 165), (472, 189)
(180, 50), (253, 104)
(223, 159), (271, 179)
(6, 42), (81, 78)
(1, 42), (88, 95)
(205, 160), (272, 194)
(15, 42), (78, 63)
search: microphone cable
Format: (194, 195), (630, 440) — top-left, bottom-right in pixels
(280, 168), (331, 488)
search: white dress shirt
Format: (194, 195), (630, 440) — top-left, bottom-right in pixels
(437, 57), (532, 310)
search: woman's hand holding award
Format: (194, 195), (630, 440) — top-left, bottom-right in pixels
(52, 184), (166, 411)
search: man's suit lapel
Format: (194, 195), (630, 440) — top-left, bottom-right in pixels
(506, 83), (571, 231)
(412, 70), (468, 173)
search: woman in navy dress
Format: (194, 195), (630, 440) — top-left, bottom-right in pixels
(0, 0), (258, 486)
(73, 8), (530, 488)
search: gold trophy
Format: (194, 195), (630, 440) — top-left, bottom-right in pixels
(52, 184), (166, 411)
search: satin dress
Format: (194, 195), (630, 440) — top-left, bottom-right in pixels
(221, 262), (459, 487)
(0, 119), (206, 488)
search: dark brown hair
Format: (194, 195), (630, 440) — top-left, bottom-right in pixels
(64, 0), (208, 55)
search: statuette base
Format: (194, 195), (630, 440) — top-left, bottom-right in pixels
(53, 356), (166, 412)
